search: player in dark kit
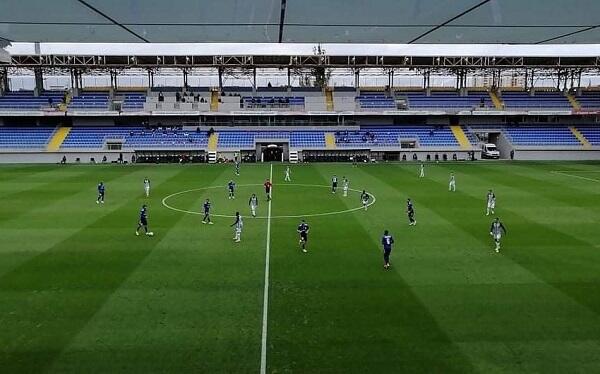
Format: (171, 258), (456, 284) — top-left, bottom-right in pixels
(331, 175), (338, 193)
(264, 179), (272, 201)
(297, 219), (310, 253)
(407, 198), (416, 226)
(227, 180), (236, 199)
(381, 230), (394, 269)
(135, 204), (152, 236)
(202, 198), (213, 224)
(96, 182), (105, 204)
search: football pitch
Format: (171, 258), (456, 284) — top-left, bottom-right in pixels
(1, 161), (600, 373)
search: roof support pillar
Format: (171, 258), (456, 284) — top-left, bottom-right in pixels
(0, 67), (8, 95)
(34, 67), (43, 96)
(218, 67), (223, 92)
(252, 67), (257, 94)
(183, 68), (188, 90)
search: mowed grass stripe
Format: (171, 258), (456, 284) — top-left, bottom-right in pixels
(0, 166), (181, 278)
(359, 165), (600, 368)
(267, 164), (474, 373)
(376, 164), (600, 318)
(430, 163), (600, 319)
(0, 165), (133, 224)
(0, 167), (196, 372)
(46, 166), (265, 373)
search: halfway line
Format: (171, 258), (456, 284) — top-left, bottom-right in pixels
(260, 163), (273, 374)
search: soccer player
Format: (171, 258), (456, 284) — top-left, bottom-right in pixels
(135, 204), (152, 236)
(342, 177), (349, 197)
(297, 219), (310, 253)
(407, 198), (416, 226)
(419, 163), (425, 178)
(449, 172), (456, 192)
(202, 198), (213, 224)
(143, 177), (150, 197)
(234, 159), (240, 176)
(227, 180), (236, 199)
(381, 230), (394, 269)
(230, 211), (243, 243)
(264, 179), (272, 201)
(490, 217), (507, 253)
(486, 189), (496, 216)
(361, 190), (370, 211)
(331, 175), (338, 193)
(96, 181), (105, 204)
(249, 193), (259, 217)
(284, 166), (291, 182)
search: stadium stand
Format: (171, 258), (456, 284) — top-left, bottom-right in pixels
(335, 126), (460, 147)
(68, 92), (110, 110)
(242, 96), (305, 110)
(116, 92), (146, 111)
(356, 92), (395, 110)
(0, 91), (65, 110)
(504, 126), (580, 146)
(577, 126), (600, 145)
(500, 91), (571, 109)
(575, 91), (600, 110)
(401, 91), (493, 110)
(218, 130), (325, 148)
(0, 127), (55, 148)
(60, 127), (208, 149)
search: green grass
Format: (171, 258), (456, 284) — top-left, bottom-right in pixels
(1, 161), (600, 373)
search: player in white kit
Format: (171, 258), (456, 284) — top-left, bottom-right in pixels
(342, 177), (349, 197)
(231, 212), (243, 243)
(419, 163), (425, 178)
(449, 173), (456, 192)
(284, 166), (291, 182)
(490, 217), (507, 253)
(249, 193), (259, 217)
(143, 178), (150, 197)
(486, 189), (496, 216)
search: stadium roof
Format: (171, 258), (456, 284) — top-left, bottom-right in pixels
(1, 0), (600, 44)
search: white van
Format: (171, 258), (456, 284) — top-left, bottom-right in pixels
(482, 143), (500, 159)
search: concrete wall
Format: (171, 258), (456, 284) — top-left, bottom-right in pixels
(0, 151), (133, 163)
(514, 149), (600, 160)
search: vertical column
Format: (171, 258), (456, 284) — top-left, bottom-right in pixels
(218, 67), (223, 93)
(252, 67), (257, 94)
(34, 67), (44, 96)
(0, 67), (8, 95)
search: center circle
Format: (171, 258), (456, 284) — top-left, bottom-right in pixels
(161, 183), (376, 219)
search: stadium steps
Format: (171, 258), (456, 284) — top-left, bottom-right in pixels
(46, 127), (71, 151)
(450, 125), (471, 150)
(324, 132), (336, 149)
(489, 91), (504, 109)
(565, 92), (581, 110)
(210, 91), (219, 111)
(208, 132), (219, 151)
(570, 127), (591, 148)
(325, 88), (334, 111)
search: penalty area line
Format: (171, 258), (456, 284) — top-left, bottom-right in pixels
(260, 163), (273, 374)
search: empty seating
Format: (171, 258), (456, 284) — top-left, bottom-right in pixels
(335, 127), (459, 147)
(575, 91), (600, 110)
(356, 93), (395, 110)
(401, 91), (492, 110)
(577, 126), (600, 145)
(0, 127), (55, 148)
(501, 91), (571, 109)
(0, 91), (65, 110)
(61, 127), (208, 149)
(68, 92), (109, 110)
(116, 92), (146, 111)
(217, 131), (325, 148)
(504, 126), (579, 146)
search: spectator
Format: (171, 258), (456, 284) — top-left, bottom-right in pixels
(158, 91), (164, 102)
(175, 92), (181, 102)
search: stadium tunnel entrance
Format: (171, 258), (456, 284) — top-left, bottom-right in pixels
(258, 142), (288, 162)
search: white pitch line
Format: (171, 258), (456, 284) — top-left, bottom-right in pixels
(260, 163), (273, 374)
(550, 171), (600, 183)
